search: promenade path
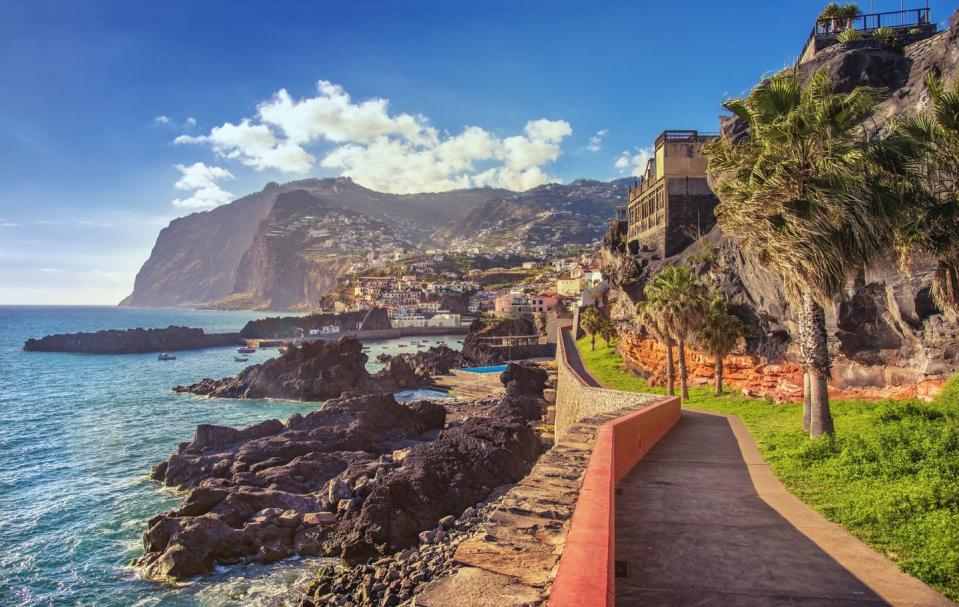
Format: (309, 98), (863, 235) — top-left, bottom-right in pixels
(613, 409), (953, 606)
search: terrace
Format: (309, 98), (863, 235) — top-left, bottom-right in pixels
(799, 6), (936, 63)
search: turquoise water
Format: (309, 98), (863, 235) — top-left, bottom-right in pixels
(0, 306), (459, 606)
(458, 364), (509, 374)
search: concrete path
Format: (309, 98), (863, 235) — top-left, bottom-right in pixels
(615, 409), (953, 606)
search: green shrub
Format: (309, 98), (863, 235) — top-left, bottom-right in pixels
(837, 28), (863, 43)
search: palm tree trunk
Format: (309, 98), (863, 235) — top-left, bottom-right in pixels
(665, 338), (675, 397)
(715, 357), (723, 396)
(678, 338), (689, 402)
(799, 294), (834, 437)
(590, 333), (595, 350)
(802, 372), (811, 432)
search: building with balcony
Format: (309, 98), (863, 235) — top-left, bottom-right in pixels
(623, 130), (719, 257)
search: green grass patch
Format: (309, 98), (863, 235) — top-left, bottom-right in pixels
(575, 336), (959, 601)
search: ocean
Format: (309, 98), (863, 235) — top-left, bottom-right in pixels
(0, 306), (460, 606)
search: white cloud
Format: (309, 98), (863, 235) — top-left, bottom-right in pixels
(185, 117), (197, 128)
(154, 115), (172, 125)
(614, 146), (654, 177)
(171, 162), (235, 209)
(176, 80), (573, 193)
(584, 129), (608, 153)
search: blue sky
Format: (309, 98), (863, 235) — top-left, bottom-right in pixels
(0, 0), (953, 305)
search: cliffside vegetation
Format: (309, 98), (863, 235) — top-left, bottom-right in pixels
(576, 335), (959, 601)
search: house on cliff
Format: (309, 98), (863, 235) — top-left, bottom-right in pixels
(618, 130), (719, 258)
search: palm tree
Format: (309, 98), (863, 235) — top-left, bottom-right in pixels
(579, 306), (603, 351)
(640, 266), (707, 401)
(598, 315), (617, 348)
(695, 296), (744, 396)
(890, 74), (959, 316)
(703, 68), (902, 437)
(636, 299), (676, 397)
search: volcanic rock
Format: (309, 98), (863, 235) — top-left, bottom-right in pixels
(172, 336), (420, 400)
(23, 326), (242, 354)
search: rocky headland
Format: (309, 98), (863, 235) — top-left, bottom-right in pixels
(22, 326), (243, 354)
(239, 308), (392, 339)
(135, 363), (547, 584)
(460, 316), (536, 366)
(174, 337), (422, 400)
(602, 16), (959, 401)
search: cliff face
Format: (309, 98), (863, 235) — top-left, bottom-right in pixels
(603, 19), (959, 399)
(224, 190), (380, 310)
(123, 178), (622, 310)
(119, 186), (279, 307)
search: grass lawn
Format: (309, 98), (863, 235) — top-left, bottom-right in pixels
(576, 336), (959, 601)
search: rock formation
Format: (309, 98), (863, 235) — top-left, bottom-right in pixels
(602, 19), (959, 400)
(23, 326), (242, 354)
(461, 316), (535, 365)
(136, 368), (545, 581)
(173, 337), (420, 400)
(239, 308), (392, 339)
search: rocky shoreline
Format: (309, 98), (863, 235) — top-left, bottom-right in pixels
(173, 338), (465, 401)
(302, 488), (508, 607)
(135, 362), (548, 583)
(23, 326), (243, 354)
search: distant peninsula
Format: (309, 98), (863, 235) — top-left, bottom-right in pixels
(23, 326), (243, 354)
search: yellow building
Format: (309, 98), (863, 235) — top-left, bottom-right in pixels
(556, 273), (583, 297)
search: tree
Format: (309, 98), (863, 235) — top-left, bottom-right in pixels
(598, 315), (617, 348)
(636, 299), (676, 397)
(695, 296), (744, 396)
(579, 306), (603, 350)
(890, 74), (959, 316)
(640, 266), (707, 401)
(704, 68), (902, 437)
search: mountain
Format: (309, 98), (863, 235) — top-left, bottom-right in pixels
(222, 189), (408, 310)
(432, 179), (632, 251)
(122, 177), (629, 309)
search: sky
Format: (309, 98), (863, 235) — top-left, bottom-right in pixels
(0, 0), (953, 305)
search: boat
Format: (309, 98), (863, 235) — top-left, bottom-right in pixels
(278, 346), (288, 354)
(237, 346), (256, 354)
(157, 353), (176, 361)
(234, 356), (249, 362)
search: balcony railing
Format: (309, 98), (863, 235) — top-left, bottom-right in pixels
(654, 130), (719, 147)
(801, 7), (933, 60)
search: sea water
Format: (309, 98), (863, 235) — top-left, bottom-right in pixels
(0, 306), (460, 606)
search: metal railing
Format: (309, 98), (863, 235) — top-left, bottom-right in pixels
(654, 130), (719, 147)
(801, 7), (932, 60)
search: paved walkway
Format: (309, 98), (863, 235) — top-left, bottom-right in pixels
(615, 409), (953, 606)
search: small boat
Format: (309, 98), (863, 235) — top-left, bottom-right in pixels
(157, 353), (176, 361)
(234, 356), (249, 362)
(237, 346), (256, 354)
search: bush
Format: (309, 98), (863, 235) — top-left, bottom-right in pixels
(837, 28), (863, 43)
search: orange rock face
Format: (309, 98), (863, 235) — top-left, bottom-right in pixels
(617, 332), (944, 402)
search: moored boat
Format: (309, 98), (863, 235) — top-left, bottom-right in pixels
(237, 346), (256, 354)
(157, 353), (176, 361)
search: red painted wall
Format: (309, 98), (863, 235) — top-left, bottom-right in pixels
(548, 397), (681, 607)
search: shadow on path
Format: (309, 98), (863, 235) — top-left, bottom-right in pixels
(615, 410), (945, 606)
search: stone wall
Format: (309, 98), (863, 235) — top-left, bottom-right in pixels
(664, 178), (717, 257)
(554, 328), (661, 441)
(618, 330), (945, 402)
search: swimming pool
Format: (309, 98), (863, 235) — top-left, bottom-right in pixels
(458, 364), (509, 374)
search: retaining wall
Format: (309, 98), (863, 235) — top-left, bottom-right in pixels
(549, 325), (681, 606)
